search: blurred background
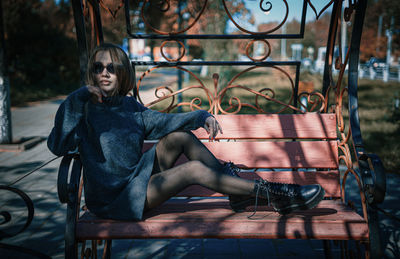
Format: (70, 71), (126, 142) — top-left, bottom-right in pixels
(1, 0), (399, 173)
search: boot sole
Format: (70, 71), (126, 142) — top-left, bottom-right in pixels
(274, 186), (325, 215)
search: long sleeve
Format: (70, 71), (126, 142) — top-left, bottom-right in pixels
(47, 86), (91, 156)
(139, 104), (211, 140)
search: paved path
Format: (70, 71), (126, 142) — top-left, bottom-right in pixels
(0, 85), (399, 258)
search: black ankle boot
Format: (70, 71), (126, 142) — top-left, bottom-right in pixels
(221, 162), (251, 212)
(253, 179), (325, 215)
(222, 162), (240, 178)
(222, 162), (262, 212)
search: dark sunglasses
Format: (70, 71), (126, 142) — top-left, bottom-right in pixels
(93, 62), (115, 74)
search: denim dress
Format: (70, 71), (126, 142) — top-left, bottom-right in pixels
(47, 86), (211, 220)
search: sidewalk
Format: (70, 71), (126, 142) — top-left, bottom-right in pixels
(0, 92), (399, 258)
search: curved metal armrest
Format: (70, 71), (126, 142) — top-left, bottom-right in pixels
(0, 185), (34, 239)
(57, 153), (82, 204)
(358, 153), (386, 205)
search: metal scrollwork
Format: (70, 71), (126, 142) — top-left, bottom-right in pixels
(141, 0), (208, 35)
(344, 2), (357, 22)
(222, 0), (289, 34)
(138, 62), (304, 115)
(341, 168), (369, 221)
(137, 66), (213, 113)
(216, 65), (301, 114)
(260, 0), (273, 12)
(255, 88), (275, 112)
(0, 186), (34, 239)
(160, 40), (186, 62)
(306, 0), (335, 20)
(152, 86), (176, 112)
(245, 39), (271, 62)
(298, 91), (326, 113)
(96, 0), (124, 19)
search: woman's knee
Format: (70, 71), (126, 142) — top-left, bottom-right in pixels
(182, 160), (209, 181)
(156, 131), (185, 155)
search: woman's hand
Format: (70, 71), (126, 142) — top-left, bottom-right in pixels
(204, 116), (223, 140)
(86, 85), (107, 103)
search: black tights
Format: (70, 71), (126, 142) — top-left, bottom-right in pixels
(145, 131), (255, 210)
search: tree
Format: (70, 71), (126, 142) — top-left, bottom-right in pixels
(0, 0), (11, 143)
(360, 0), (400, 61)
(3, 0), (80, 105)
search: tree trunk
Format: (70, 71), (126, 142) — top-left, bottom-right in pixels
(0, 0), (12, 144)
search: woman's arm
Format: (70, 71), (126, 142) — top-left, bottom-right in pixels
(138, 104), (215, 140)
(47, 86), (92, 156)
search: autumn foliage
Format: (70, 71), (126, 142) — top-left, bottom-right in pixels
(2, 0), (399, 105)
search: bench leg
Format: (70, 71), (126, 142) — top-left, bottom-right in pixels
(65, 156), (82, 259)
(65, 204), (78, 259)
(79, 240), (96, 259)
(367, 204), (382, 259)
(102, 240), (112, 259)
(323, 240), (333, 259)
(80, 240), (110, 259)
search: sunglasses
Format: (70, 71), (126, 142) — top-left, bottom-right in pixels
(93, 62), (115, 74)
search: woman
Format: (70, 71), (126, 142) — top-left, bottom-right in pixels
(48, 43), (324, 220)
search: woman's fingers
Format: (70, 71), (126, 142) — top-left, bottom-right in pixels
(217, 121), (223, 135)
(204, 116), (224, 140)
(96, 92), (102, 103)
(87, 85), (105, 103)
(204, 124), (210, 135)
(211, 118), (217, 139)
(99, 88), (108, 98)
(210, 123), (215, 140)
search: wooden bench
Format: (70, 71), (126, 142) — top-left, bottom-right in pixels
(58, 112), (375, 258)
(60, 0), (386, 258)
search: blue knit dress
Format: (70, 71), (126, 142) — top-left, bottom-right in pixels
(47, 86), (211, 220)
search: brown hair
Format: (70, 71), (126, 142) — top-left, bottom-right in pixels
(85, 43), (136, 97)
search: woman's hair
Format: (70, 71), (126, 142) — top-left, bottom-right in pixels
(85, 42), (136, 97)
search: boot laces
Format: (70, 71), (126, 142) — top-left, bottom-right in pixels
(248, 179), (300, 219)
(263, 180), (300, 197)
(248, 179), (270, 219)
(223, 161), (240, 177)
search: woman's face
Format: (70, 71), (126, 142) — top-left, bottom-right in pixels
(93, 50), (118, 96)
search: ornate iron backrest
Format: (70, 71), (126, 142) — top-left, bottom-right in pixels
(71, 0), (368, 198)
(130, 0), (307, 114)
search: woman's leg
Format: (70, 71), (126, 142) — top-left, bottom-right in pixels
(145, 160), (254, 210)
(152, 131), (224, 174)
(145, 131), (254, 209)
(145, 131), (325, 215)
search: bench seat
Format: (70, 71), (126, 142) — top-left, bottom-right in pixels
(76, 199), (368, 241)
(59, 113), (375, 258)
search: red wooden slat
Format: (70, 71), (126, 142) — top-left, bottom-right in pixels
(76, 200), (368, 241)
(177, 170), (340, 198)
(144, 141), (338, 169)
(205, 141), (338, 168)
(192, 114), (337, 140)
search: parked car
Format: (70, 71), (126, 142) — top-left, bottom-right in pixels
(366, 57), (386, 70)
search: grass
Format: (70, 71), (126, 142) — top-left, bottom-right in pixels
(356, 79), (400, 174)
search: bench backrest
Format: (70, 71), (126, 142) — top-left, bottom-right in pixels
(69, 0), (369, 204)
(143, 113), (340, 199)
